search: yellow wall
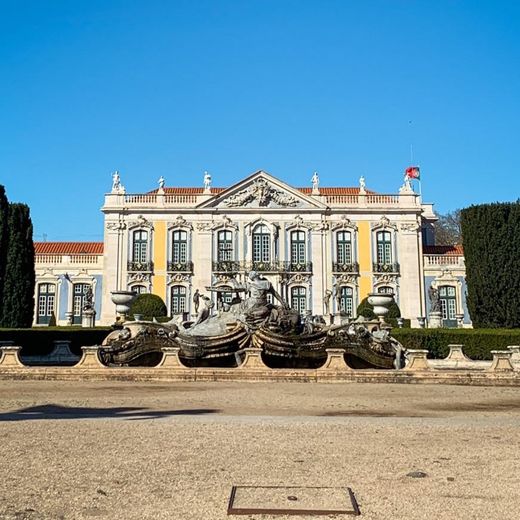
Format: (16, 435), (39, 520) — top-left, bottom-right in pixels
(357, 221), (372, 300)
(152, 221), (166, 299)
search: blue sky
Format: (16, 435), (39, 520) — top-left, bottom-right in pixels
(1, 0), (519, 241)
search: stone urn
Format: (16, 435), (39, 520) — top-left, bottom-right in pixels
(367, 292), (395, 325)
(110, 290), (137, 322)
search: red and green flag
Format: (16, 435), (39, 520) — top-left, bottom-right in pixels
(405, 166), (420, 180)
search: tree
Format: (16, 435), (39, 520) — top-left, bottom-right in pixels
(356, 297), (401, 319)
(435, 209), (462, 245)
(1, 203), (35, 327)
(461, 202), (520, 328)
(0, 186), (8, 322)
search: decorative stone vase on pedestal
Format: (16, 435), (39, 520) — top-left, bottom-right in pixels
(367, 292), (395, 329)
(82, 308), (96, 328)
(428, 311), (443, 329)
(65, 311), (74, 326)
(110, 290), (137, 323)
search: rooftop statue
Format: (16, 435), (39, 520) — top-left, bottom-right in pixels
(203, 171), (212, 190)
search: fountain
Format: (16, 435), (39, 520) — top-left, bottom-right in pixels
(100, 274), (404, 369)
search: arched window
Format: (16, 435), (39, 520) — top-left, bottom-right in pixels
(290, 286), (307, 314)
(171, 285), (187, 315)
(217, 230), (233, 261)
(338, 286), (353, 317)
(290, 230), (306, 264)
(73, 283), (91, 324)
(439, 285), (457, 327)
(172, 230), (188, 263)
(252, 224), (270, 263)
(132, 285), (147, 294)
(336, 231), (352, 264)
(377, 286), (394, 294)
(37, 283), (56, 324)
(132, 230), (148, 263)
(376, 231), (392, 265)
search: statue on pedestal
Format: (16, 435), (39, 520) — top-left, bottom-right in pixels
(428, 285), (441, 313)
(203, 171), (212, 191)
(359, 175), (366, 194)
(311, 171), (319, 192)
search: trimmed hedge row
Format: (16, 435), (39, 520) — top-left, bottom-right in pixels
(391, 328), (520, 360)
(0, 327), (111, 357)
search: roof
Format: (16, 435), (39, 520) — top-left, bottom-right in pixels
(35, 242), (104, 255)
(149, 187), (374, 195)
(423, 245), (464, 255)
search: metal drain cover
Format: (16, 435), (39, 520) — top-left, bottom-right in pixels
(227, 486), (360, 516)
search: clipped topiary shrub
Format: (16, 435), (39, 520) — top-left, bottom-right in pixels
(129, 294), (167, 320)
(391, 328), (520, 360)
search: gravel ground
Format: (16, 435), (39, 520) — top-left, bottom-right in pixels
(1, 381), (519, 520)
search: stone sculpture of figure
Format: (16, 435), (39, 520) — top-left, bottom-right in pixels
(203, 171), (211, 190)
(193, 289), (200, 313)
(311, 171), (319, 190)
(428, 285), (442, 313)
(359, 175), (366, 193)
(158, 176), (165, 189)
(194, 296), (213, 325)
(83, 286), (94, 311)
(324, 289), (333, 315)
(111, 171), (121, 193)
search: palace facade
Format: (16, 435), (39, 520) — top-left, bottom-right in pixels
(34, 170), (470, 328)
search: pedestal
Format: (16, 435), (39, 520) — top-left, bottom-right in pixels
(82, 309), (96, 328)
(445, 344), (470, 362)
(488, 350), (515, 372)
(238, 348), (268, 369)
(428, 311), (443, 329)
(65, 311), (74, 326)
(0, 346), (24, 367)
(403, 349), (430, 371)
(507, 346), (520, 363)
(318, 348), (350, 371)
(74, 346), (105, 368)
(156, 347), (186, 369)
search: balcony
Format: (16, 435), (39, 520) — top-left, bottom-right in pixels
(167, 261), (194, 273)
(332, 262), (359, 274)
(212, 260), (313, 274)
(127, 261), (154, 272)
(372, 262), (400, 274)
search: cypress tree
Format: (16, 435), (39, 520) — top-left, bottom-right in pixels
(1, 203), (35, 327)
(0, 185), (8, 322)
(461, 201), (520, 328)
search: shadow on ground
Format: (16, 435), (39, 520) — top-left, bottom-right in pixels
(0, 404), (220, 422)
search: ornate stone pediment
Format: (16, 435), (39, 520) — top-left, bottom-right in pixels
(373, 273), (399, 285)
(334, 273), (358, 285)
(167, 273), (192, 284)
(128, 272), (152, 284)
(128, 215), (153, 230)
(168, 215), (193, 230)
(196, 170), (327, 210)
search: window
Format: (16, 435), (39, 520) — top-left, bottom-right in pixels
(336, 231), (352, 264)
(376, 231), (392, 265)
(252, 224), (270, 262)
(171, 285), (187, 314)
(290, 286), (307, 314)
(73, 283), (91, 324)
(132, 285), (147, 294)
(132, 230), (148, 263)
(172, 230), (188, 263)
(339, 286), (353, 317)
(37, 283), (56, 324)
(290, 230), (306, 264)
(439, 285), (457, 326)
(217, 230), (233, 261)
(377, 286), (394, 294)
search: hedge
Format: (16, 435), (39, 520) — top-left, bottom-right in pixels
(129, 294), (167, 321)
(391, 328), (520, 360)
(0, 327), (111, 357)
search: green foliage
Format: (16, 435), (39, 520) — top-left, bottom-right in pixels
(0, 186), (8, 322)
(0, 327), (111, 357)
(391, 328), (520, 360)
(461, 202), (520, 328)
(356, 297), (401, 319)
(1, 203), (35, 327)
(129, 293), (167, 320)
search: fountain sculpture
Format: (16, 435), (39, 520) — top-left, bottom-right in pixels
(100, 273), (404, 369)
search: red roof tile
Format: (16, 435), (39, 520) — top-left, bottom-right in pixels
(35, 242), (104, 255)
(423, 245), (464, 255)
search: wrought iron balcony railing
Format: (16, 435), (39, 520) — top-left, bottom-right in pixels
(372, 262), (400, 273)
(332, 262), (359, 273)
(127, 261), (154, 272)
(167, 261), (194, 273)
(212, 260), (313, 274)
